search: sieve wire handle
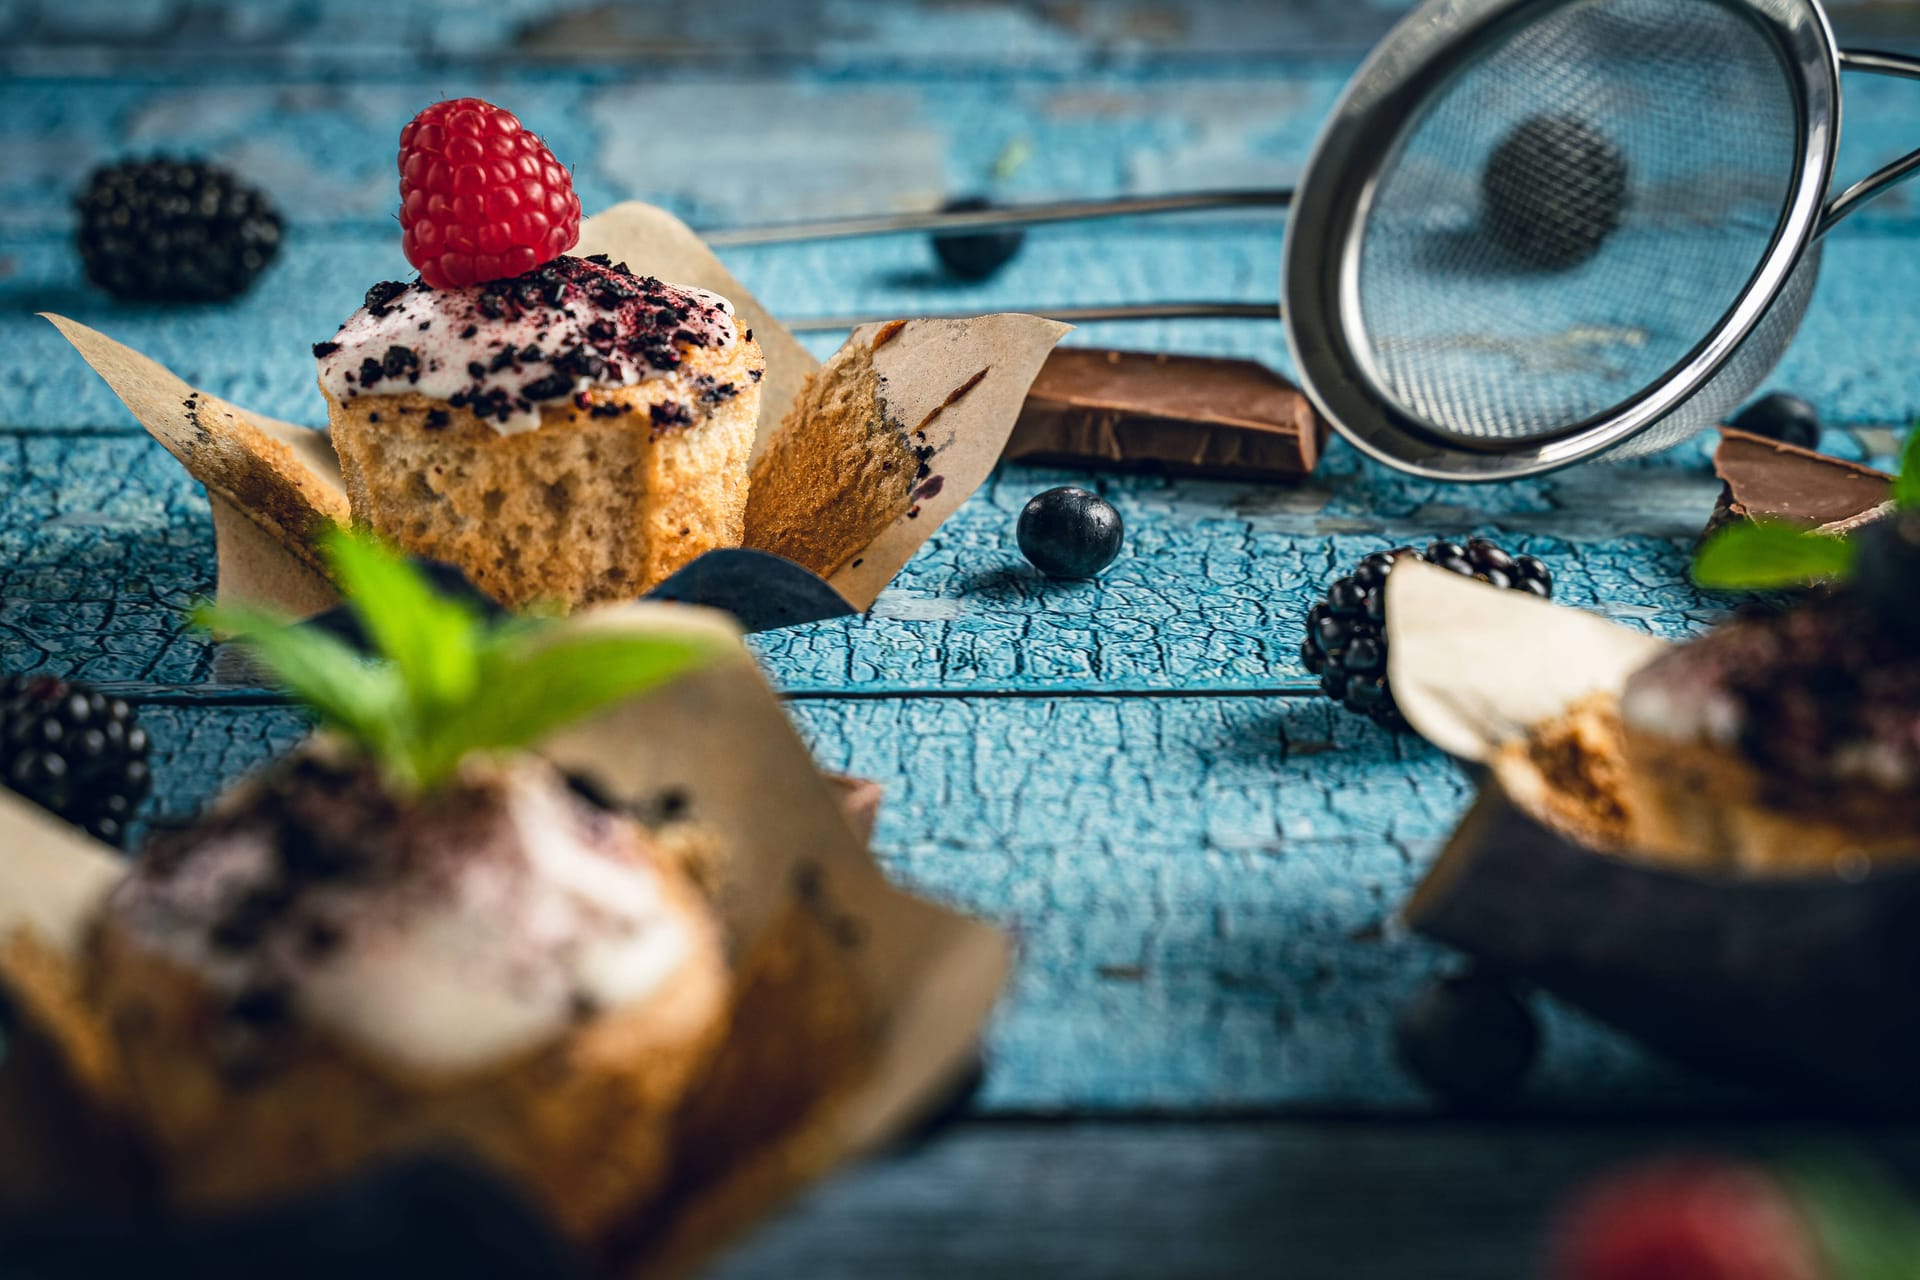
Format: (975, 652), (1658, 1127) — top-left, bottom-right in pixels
(786, 301), (1281, 333)
(702, 189), (1295, 247)
(1821, 49), (1920, 234)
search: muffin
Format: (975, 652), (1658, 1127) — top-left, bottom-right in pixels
(317, 254), (765, 611)
(1617, 595), (1920, 875)
(89, 744), (729, 1240)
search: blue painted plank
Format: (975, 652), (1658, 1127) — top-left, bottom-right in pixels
(120, 695), (1732, 1115)
(5, 64), (1920, 236)
(8, 68), (1920, 430)
(4, 0), (1910, 74)
(0, 435), (1740, 693)
(6, 212), (1918, 437)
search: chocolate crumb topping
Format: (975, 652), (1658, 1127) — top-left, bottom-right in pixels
(229, 985), (291, 1027)
(649, 401), (694, 432)
(521, 372), (572, 402)
(363, 279), (409, 317)
(1628, 594), (1920, 788)
(382, 345), (419, 380)
(317, 255), (737, 434)
(311, 340), (341, 359)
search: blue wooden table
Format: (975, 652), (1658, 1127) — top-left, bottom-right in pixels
(7, 2), (1920, 1274)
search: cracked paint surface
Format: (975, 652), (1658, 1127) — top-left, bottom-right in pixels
(4, 24), (1911, 1120)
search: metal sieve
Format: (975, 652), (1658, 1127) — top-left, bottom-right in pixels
(705, 0), (1920, 480)
(1283, 0), (1920, 479)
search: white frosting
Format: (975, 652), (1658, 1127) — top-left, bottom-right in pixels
(112, 757), (698, 1074)
(315, 256), (738, 436)
(296, 774), (691, 1071)
(1619, 677), (1740, 746)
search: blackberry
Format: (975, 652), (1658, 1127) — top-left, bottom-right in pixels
(1301, 538), (1551, 728)
(0, 675), (152, 847)
(1482, 114), (1628, 270)
(931, 195), (1026, 282)
(74, 157), (283, 302)
(1730, 392), (1822, 451)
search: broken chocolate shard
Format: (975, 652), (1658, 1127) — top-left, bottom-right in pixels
(1007, 348), (1327, 481)
(1706, 427), (1894, 544)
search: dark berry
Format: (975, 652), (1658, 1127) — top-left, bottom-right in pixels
(74, 157), (283, 302)
(1514, 555), (1553, 597)
(1326, 577), (1366, 616)
(1017, 487), (1124, 579)
(931, 196), (1025, 282)
(1482, 114), (1628, 270)
(1730, 392), (1822, 451)
(0, 675), (153, 847)
(1466, 538), (1514, 576)
(1305, 538), (1547, 728)
(1394, 968), (1539, 1110)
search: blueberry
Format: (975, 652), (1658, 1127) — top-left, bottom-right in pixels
(1017, 487), (1124, 580)
(1730, 392), (1822, 451)
(931, 196), (1025, 282)
(1394, 968), (1540, 1110)
(1482, 114), (1628, 270)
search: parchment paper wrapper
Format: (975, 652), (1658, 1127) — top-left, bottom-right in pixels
(1386, 562), (1920, 1106)
(46, 201), (1069, 621)
(1386, 559), (1668, 764)
(0, 604), (1010, 1277)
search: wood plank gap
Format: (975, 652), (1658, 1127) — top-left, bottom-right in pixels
(99, 681), (1328, 706)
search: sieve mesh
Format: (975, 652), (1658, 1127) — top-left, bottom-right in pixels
(1351, 0), (1808, 452)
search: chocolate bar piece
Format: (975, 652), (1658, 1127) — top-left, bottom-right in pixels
(1704, 427), (1893, 542)
(1006, 348), (1327, 480)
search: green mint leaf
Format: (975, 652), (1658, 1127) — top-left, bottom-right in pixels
(320, 527), (480, 729)
(413, 629), (728, 788)
(194, 530), (728, 792)
(192, 602), (411, 780)
(1893, 427), (1920, 512)
(1692, 519), (1857, 590)
(1780, 1156), (1920, 1280)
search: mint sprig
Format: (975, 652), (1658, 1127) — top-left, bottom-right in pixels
(193, 528), (726, 792)
(1781, 1155), (1920, 1280)
(1891, 425), (1920, 513)
(1692, 520), (1859, 589)
(1692, 424), (1919, 591)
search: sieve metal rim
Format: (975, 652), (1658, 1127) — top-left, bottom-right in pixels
(1282, 0), (1843, 481)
